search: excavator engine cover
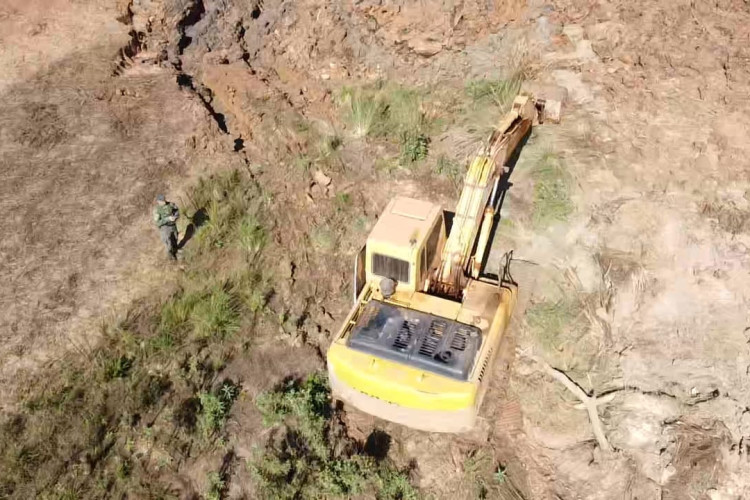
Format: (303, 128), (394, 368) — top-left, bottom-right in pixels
(348, 300), (482, 380)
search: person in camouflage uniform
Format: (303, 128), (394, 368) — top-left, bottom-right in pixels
(153, 194), (180, 260)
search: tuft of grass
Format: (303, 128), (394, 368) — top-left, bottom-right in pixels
(334, 192), (352, 212)
(101, 355), (133, 380)
(318, 134), (343, 157)
(237, 214), (267, 255)
(252, 373), (417, 500)
(293, 154), (312, 173)
(465, 75), (522, 110)
(338, 87), (386, 138)
(375, 157), (399, 174)
(233, 270), (271, 315)
(186, 170), (263, 252)
(494, 466), (506, 484)
(157, 290), (201, 346)
(531, 151), (574, 228)
(386, 87), (426, 137)
(462, 450), (523, 500)
(190, 286), (240, 341)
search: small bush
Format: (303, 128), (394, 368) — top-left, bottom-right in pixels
(400, 132), (430, 164)
(197, 381), (240, 440)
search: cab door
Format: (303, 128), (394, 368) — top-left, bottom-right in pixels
(353, 245), (366, 304)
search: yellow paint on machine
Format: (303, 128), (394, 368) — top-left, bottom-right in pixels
(327, 281), (516, 416)
(327, 343), (477, 411)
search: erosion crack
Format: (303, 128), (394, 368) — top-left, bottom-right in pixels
(176, 73), (228, 134)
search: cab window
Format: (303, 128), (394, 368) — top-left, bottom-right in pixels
(372, 253), (410, 283)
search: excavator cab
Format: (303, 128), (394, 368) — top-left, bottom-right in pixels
(354, 197), (446, 300)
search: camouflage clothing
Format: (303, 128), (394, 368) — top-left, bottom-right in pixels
(153, 201), (179, 259)
(153, 202), (179, 228)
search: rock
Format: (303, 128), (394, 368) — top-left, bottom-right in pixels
(660, 464), (676, 484)
(409, 37), (443, 57)
(313, 169), (332, 187)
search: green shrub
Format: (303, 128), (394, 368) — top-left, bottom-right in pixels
(101, 355), (133, 380)
(400, 132), (430, 164)
(205, 471), (225, 500)
(197, 381), (240, 440)
(252, 373), (418, 500)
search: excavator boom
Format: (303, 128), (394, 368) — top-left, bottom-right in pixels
(430, 95), (547, 297)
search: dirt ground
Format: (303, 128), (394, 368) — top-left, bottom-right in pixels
(3, 0), (750, 498)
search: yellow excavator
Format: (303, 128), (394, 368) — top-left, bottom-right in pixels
(326, 94), (559, 432)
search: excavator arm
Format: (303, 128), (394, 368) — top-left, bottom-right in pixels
(428, 94), (555, 298)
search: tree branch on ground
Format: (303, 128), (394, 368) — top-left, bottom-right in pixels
(523, 352), (614, 453)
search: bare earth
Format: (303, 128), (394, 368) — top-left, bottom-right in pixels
(3, 0), (750, 498)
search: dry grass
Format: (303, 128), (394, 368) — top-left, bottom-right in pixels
(530, 151), (574, 228)
(700, 200), (750, 235)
